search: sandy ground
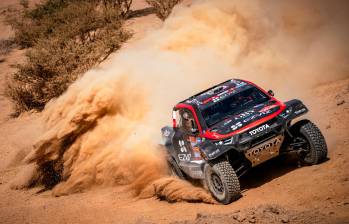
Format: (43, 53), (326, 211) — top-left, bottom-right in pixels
(0, 0), (348, 223)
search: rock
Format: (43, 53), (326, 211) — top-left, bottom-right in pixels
(196, 213), (208, 219)
(233, 214), (246, 222)
(326, 124), (331, 129)
(249, 218), (256, 223)
(337, 201), (349, 206)
(328, 211), (335, 215)
(337, 100), (345, 106)
(281, 216), (289, 223)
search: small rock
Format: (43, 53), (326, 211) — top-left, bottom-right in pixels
(249, 218), (256, 223)
(326, 125), (331, 129)
(337, 100), (345, 106)
(328, 211), (335, 215)
(281, 216), (289, 223)
(326, 197), (332, 201)
(233, 214), (246, 222)
(337, 201), (349, 206)
(196, 213), (207, 219)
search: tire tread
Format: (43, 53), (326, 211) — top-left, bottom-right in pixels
(300, 121), (328, 164)
(211, 160), (241, 204)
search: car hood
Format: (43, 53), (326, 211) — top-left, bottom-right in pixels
(205, 101), (283, 138)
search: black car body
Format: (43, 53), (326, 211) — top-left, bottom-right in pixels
(161, 79), (327, 204)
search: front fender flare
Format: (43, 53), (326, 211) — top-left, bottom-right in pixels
(280, 99), (308, 122)
(200, 141), (232, 160)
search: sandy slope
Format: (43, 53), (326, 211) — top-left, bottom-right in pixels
(0, 1), (348, 223)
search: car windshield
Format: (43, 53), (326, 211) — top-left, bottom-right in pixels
(201, 86), (270, 127)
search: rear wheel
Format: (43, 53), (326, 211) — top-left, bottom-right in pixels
(292, 120), (327, 165)
(204, 159), (241, 204)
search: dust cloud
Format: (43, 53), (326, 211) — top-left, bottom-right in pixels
(17, 0), (349, 202)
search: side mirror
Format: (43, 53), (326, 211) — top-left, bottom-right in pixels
(268, 90), (275, 96)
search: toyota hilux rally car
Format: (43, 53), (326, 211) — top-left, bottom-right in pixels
(161, 79), (327, 204)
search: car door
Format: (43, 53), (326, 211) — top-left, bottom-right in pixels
(172, 108), (201, 163)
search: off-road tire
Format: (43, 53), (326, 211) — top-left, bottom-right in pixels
(167, 156), (186, 179)
(294, 120), (328, 165)
(204, 159), (241, 204)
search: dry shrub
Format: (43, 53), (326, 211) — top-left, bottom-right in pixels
(6, 0), (132, 114)
(146, 0), (181, 20)
(0, 39), (16, 57)
(102, 0), (133, 18)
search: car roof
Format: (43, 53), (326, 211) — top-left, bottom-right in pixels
(179, 79), (251, 108)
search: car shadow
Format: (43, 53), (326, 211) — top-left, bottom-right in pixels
(239, 153), (301, 191)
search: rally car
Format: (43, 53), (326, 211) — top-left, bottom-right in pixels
(161, 79), (327, 204)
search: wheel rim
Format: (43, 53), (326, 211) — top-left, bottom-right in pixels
(297, 135), (311, 161)
(211, 173), (224, 195)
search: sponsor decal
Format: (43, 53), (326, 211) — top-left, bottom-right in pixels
(249, 124), (270, 135)
(205, 85), (229, 96)
(231, 121), (242, 131)
(245, 135), (284, 167)
(178, 154), (191, 161)
(178, 140), (191, 161)
(259, 104), (278, 112)
(235, 110), (255, 120)
(280, 109), (291, 118)
(208, 148), (220, 158)
(294, 108), (306, 115)
(231, 79), (247, 87)
(186, 98), (202, 105)
(214, 138), (234, 146)
(223, 119), (232, 125)
(243, 110), (273, 123)
(178, 140), (187, 153)
(248, 137), (282, 156)
(214, 141), (223, 146)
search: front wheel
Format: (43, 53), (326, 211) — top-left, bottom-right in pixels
(292, 120), (328, 165)
(204, 159), (241, 204)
